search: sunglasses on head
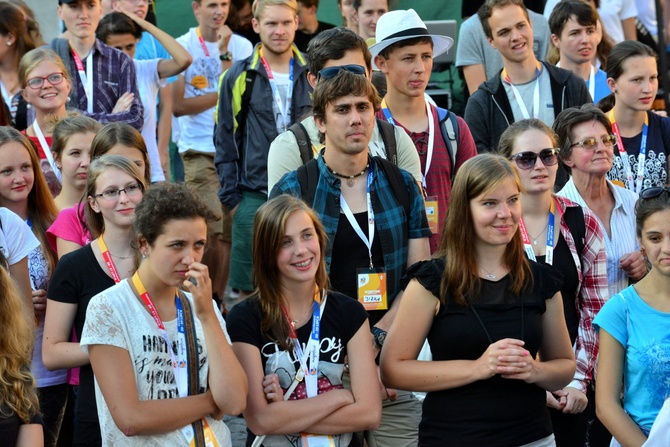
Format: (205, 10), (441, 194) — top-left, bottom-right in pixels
(510, 148), (560, 170)
(316, 64), (367, 81)
(640, 186), (670, 200)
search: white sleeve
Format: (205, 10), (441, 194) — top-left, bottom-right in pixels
(0, 208), (39, 265)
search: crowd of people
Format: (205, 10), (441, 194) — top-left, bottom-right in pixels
(0, 0), (669, 446)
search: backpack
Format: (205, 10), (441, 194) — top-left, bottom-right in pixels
(437, 108), (460, 182)
(289, 118), (398, 165)
(296, 156), (411, 217)
(563, 205), (586, 259)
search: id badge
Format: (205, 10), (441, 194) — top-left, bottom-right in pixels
(191, 75), (209, 89)
(301, 433), (335, 447)
(357, 268), (388, 311)
(424, 196), (439, 235)
(182, 418), (221, 447)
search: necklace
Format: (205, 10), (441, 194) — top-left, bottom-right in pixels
(529, 219), (550, 246)
(322, 157), (369, 187)
(111, 253), (135, 260)
(479, 266), (500, 280)
(290, 304), (313, 328)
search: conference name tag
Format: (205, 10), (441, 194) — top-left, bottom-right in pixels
(182, 418), (221, 447)
(191, 75), (209, 90)
(301, 433), (336, 446)
(357, 268), (388, 311)
(424, 196), (439, 235)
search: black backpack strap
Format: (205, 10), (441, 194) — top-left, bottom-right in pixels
(289, 121), (313, 164)
(375, 156), (410, 217)
(563, 205), (586, 259)
(297, 158), (320, 207)
(376, 119), (397, 165)
(236, 70), (257, 136)
(50, 38), (78, 109)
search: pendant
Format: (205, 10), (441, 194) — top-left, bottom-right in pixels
(533, 239), (538, 246)
(486, 274), (496, 280)
(346, 178), (355, 187)
(291, 320), (297, 328)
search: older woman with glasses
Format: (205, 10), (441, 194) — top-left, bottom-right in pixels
(554, 104), (646, 297)
(498, 118), (609, 447)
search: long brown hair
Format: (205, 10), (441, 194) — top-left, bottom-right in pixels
(0, 127), (58, 273)
(252, 195), (329, 349)
(90, 123), (151, 185)
(0, 266), (39, 423)
(437, 154), (530, 306)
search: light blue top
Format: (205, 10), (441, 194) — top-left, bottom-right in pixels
(558, 178), (638, 297)
(594, 285), (670, 430)
(588, 68), (610, 103)
(135, 31), (177, 84)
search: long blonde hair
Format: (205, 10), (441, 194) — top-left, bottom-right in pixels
(438, 154), (531, 306)
(0, 267), (39, 423)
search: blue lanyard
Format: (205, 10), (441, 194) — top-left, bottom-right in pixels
(290, 299), (322, 398)
(260, 55), (294, 131)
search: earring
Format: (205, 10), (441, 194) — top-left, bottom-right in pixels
(6, 42), (11, 46)
(141, 251), (148, 259)
(26, 103), (31, 109)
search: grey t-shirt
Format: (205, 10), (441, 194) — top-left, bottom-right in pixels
(455, 11), (550, 82)
(502, 66), (554, 125)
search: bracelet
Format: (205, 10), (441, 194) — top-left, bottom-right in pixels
(371, 326), (387, 347)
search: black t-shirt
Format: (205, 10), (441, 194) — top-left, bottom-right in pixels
(536, 232), (578, 345)
(0, 404), (42, 447)
(47, 244), (115, 442)
(401, 258), (563, 447)
(330, 211), (386, 326)
(293, 21), (336, 53)
(226, 292), (368, 447)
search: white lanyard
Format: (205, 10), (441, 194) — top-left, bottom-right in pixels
(381, 99), (435, 189)
(0, 81), (10, 107)
(260, 54), (294, 132)
(72, 46), (94, 114)
(339, 169), (375, 268)
(503, 65), (541, 120)
(287, 294), (325, 398)
(556, 62), (595, 100)
(33, 120), (61, 182)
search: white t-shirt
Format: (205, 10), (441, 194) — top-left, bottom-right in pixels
(134, 58), (166, 183)
(0, 207), (39, 265)
(175, 29), (253, 154)
(270, 70), (291, 134)
(80, 280), (233, 446)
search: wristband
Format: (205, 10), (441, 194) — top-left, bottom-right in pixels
(219, 51), (233, 61)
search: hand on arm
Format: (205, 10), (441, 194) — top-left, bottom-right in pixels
(619, 251), (647, 282)
(43, 300), (89, 370)
(596, 329), (648, 447)
(89, 344), (219, 436)
(232, 342), (355, 436)
(32, 289), (47, 319)
(182, 262), (247, 416)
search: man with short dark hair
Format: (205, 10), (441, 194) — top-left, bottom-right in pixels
(549, 0), (609, 103)
(293, 0), (335, 52)
(271, 69), (430, 447)
(55, 0), (144, 130)
(266, 27), (422, 192)
(372, 9), (478, 253)
(464, 0), (591, 154)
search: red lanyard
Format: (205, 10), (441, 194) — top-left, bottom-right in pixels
(97, 236), (122, 283)
(196, 27), (210, 57)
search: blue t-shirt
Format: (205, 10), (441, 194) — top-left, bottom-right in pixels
(593, 285), (670, 430)
(135, 32), (176, 84)
(588, 68), (609, 103)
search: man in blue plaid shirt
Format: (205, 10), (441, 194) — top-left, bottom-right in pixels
(270, 69), (430, 447)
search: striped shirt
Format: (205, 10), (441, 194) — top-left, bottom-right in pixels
(65, 39), (144, 130)
(558, 179), (639, 297)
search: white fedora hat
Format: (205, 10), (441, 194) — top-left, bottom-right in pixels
(369, 9), (454, 68)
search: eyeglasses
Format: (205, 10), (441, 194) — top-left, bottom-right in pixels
(316, 64), (367, 81)
(93, 183), (143, 200)
(640, 186), (670, 200)
(570, 135), (617, 150)
(26, 72), (65, 90)
(510, 148), (560, 170)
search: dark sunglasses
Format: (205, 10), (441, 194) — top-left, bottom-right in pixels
(316, 64), (367, 81)
(510, 148), (560, 170)
(640, 186), (670, 200)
